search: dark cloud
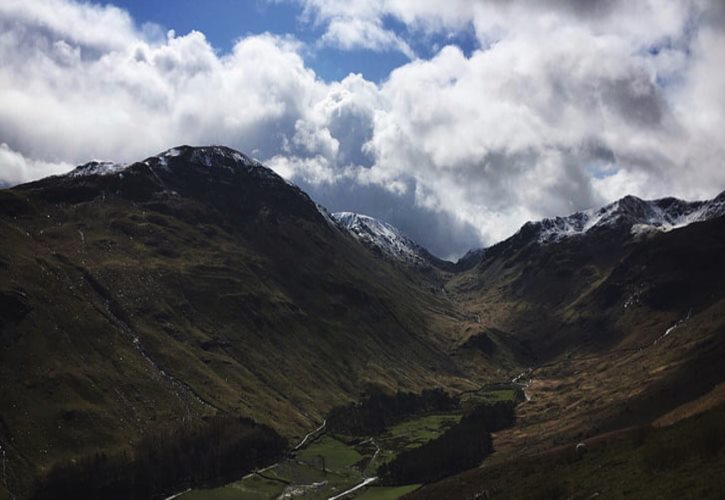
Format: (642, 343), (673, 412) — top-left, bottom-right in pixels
(295, 177), (483, 259)
(604, 76), (668, 127)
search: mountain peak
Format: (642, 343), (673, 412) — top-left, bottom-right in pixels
(67, 160), (127, 177)
(527, 191), (725, 244)
(459, 190), (725, 267)
(153, 145), (260, 170)
(332, 212), (446, 268)
(20, 145), (324, 225)
(65, 145), (264, 179)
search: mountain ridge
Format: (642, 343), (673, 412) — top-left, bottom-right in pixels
(332, 191), (725, 271)
(456, 190), (725, 268)
(19, 145), (725, 272)
(331, 211), (455, 270)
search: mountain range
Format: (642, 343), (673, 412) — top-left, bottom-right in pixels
(334, 191), (725, 269)
(1, 146), (724, 499)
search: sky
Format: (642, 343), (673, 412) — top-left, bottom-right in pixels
(1, 1), (724, 259)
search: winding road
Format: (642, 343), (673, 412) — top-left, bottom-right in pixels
(293, 419), (327, 451)
(328, 477), (378, 500)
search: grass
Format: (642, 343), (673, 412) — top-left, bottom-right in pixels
(407, 403), (725, 499)
(0, 177), (477, 496)
(180, 435), (368, 500)
(179, 474), (284, 500)
(179, 461), (358, 500)
(357, 484), (421, 499)
(381, 414), (461, 450)
(462, 388), (519, 409)
(179, 411), (463, 499)
(298, 435), (364, 471)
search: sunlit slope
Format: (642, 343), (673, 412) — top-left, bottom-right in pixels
(0, 147), (488, 490)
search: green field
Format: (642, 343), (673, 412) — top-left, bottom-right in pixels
(379, 414), (461, 452)
(461, 387), (519, 406)
(179, 417), (446, 499)
(179, 435), (368, 500)
(298, 435), (365, 471)
(356, 484), (421, 499)
(179, 474), (284, 500)
(181, 390), (516, 499)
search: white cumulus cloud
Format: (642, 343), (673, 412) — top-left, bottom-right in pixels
(1, 0), (724, 258)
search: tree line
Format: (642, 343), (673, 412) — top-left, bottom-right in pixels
(30, 415), (286, 500)
(379, 401), (516, 485)
(326, 388), (458, 436)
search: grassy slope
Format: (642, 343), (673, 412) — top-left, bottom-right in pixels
(0, 165), (500, 496)
(407, 403), (725, 500)
(450, 216), (725, 356)
(407, 216), (725, 499)
(448, 216), (725, 436)
(357, 485), (421, 500)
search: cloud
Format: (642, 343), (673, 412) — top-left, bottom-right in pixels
(291, 73), (382, 166)
(321, 17), (415, 58)
(294, 0), (415, 56)
(330, 0), (725, 245)
(0, 2), (324, 164)
(1, 0), (724, 258)
(0, 144), (71, 187)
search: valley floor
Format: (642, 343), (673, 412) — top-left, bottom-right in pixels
(177, 388), (517, 500)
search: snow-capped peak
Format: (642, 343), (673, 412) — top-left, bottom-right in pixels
(67, 160), (127, 177)
(332, 212), (431, 266)
(152, 145), (263, 171)
(530, 192), (725, 243)
(64, 146), (271, 179)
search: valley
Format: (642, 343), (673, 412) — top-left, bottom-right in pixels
(178, 386), (520, 500)
(1, 146), (724, 499)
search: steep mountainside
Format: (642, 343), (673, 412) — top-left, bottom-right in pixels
(0, 146), (501, 497)
(413, 195), (725, 498)
(451, 190), (725, 349)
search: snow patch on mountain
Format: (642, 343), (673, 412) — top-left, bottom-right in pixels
(67, 161), (127, 177)
(530, 193), (725, 243)
(66, 146), (273, 179)
(187, 146), (259, 171)
(332, 212), (430, 266)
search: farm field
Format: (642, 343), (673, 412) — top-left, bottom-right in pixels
(180, 388), (518, 499)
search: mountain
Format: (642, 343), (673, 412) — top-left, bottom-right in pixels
(1, 146), (724, 499)
(450, 189), (725, 354)
(332, 212), (453, 270)
(0, 146), (508, 498)
(419, 193), (725, 497)
(528, 192), (725, 243)
(455, 191), (725, 269)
